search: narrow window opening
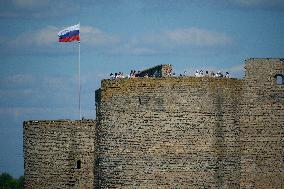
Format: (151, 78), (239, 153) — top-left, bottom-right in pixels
(76, 160), (81, 169)
(275, 74), (284, 85)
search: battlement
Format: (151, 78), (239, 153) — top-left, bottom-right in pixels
(23, 119), (95, 125)
(137, 64), (172, 77)
(245, 57), (284, 61)
(97, 76), (242, 102)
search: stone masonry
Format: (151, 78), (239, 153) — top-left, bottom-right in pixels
(96, 69), (243, 188)
(240, 58), (284, 188)
(23, 120), (96, 189)
(24, 58), (283, 188)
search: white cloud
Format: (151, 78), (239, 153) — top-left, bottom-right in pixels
(81, 26), (120, 46)
(112, 43), (159, 55)
(140, 0), (284, 13)
(11, 0), (50, 9)
(165, 28), (232, 47)
(228, 0), (284, 8)
(0, 0), (78, 19)
(9, 26), (58, 48)
(124, 47), (158, 55)
(114, 27), (233, 55)
(5, 26), (233, 56)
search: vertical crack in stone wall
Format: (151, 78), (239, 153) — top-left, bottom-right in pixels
(213, 80), (242, 189)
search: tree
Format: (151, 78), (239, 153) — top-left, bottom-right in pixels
(17, 176), (24, 189)
(0, 173), (24, 189)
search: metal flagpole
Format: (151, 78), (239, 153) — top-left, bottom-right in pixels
(78, 2), (81, 120)
(78, 22), (81, 120)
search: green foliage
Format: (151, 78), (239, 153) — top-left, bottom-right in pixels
(0, 173), (24, 189)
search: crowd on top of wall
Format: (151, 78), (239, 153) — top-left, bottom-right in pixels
(109, 70), (143, 79)
(194, 70), (230, 78)
(109, 69), (230, 79)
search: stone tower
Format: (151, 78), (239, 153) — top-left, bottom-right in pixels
(23, 120), (96, 189)
(240, 58), (284, 188)
(95, 66), (243, 188)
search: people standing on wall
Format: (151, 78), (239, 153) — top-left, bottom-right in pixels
(110, 73), (114, 80)
(225, 72), (230, 78)
(215, 71), (223, 77)
(205, 71), (209, 77)
(195, 70), (199, 77)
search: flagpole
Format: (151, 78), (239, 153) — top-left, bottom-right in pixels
(79, 4), (81, 120)
(78, 36), (81, 120)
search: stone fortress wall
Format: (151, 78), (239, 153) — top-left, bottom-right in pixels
(24, 58), (283, 188)
(23, 120), (96, 189)
(96, 73), (243, 188)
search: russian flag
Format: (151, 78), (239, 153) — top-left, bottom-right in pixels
(58, 24), (80, 42)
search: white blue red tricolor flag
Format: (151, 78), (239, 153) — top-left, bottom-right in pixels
(58, 24), (80, 42)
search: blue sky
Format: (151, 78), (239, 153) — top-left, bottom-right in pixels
(0, 0), (284, 177)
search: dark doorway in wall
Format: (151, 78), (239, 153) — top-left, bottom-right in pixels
(275, 74), (284, 85)
(76, 160), (81, 169)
